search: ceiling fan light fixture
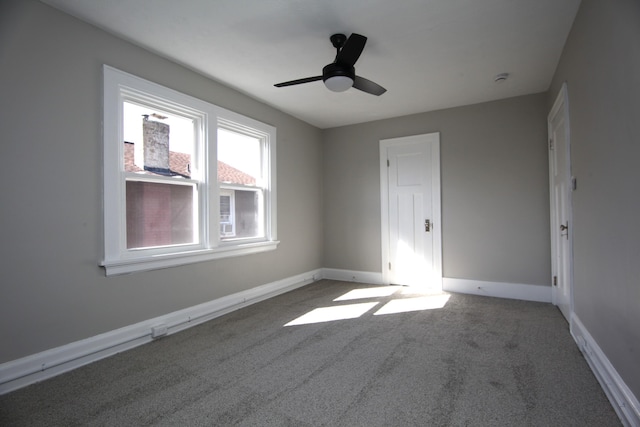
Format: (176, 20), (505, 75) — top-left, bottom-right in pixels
(324, 75), (354, 92)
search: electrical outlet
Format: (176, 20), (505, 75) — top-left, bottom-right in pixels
(151, 324), (168, 338)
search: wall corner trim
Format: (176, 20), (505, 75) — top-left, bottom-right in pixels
(0, 268), (322, 395)
(571, 315), (640, 427)
(442, 277), (552, 303)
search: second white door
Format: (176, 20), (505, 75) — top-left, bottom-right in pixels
(548, 84), (573, 322)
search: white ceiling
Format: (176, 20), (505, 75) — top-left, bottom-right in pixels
(40, 0), (581, 129)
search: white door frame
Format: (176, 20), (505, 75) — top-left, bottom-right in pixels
(548, 83), (574, 321)
(380, 132), (442, 288)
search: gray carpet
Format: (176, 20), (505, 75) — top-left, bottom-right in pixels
(0, 280), (620, 426)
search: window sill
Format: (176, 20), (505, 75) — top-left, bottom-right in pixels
(101, 240), (279, 276)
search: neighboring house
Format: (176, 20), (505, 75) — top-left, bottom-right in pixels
(124, 140), (257, 245)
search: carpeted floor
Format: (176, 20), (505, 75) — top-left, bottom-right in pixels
(0, 280), (621, 426)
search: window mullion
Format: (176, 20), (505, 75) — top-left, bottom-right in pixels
(207, 120), (220, 248)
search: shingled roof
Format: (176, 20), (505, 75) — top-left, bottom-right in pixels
(124, 141), (255, 185)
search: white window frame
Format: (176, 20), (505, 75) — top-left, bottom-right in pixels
(102, 65), (278, 276)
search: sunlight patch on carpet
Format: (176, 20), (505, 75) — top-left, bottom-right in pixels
(334, 286), (399, 301)
(374, 294), (451, 315)
(284, 302), (379, 326)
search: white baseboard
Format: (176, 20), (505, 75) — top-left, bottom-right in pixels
(442, 277), (552, 303)
(0, 269), (321, 395)
(321, 268), (384, 285)
(572, 315), (640, 427)
(320, 271), (552, 304)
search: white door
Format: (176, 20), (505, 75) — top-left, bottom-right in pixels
(380, 133), (442, 288)
(548, 83), (573, 322)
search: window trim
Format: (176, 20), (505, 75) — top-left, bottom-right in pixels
(101, 65), (278, 276)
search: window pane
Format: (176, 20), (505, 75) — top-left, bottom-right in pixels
(218, 128), (265, 241)
(126, 181), (195, 249)
(221, 189), (263, 240)
(123, 102), (194, 178)
(217, 128), (261, 185)
(220, 195), (231, 218)
(220, 193), (235, 237)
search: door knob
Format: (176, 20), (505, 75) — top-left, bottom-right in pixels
(560, 224), (568, 231)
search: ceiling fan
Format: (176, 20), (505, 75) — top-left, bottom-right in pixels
(274, 33), (386, 96)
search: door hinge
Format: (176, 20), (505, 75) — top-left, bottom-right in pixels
(388, 262), (391, 270)
(553, 276), (558, 286)
(387, 159), (390, 167)
(549, 138), (554, 150)
(560, 221), (569, 240)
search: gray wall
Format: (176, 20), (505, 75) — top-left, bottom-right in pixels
(0, 0), (323, 363)
(323, 94), (550, 286)
(548, 0), (640, 398)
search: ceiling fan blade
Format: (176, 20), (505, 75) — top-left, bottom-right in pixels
(336, 33), (367, 66)
(353, 76), (386, 96)
(274, 76), (323, 87)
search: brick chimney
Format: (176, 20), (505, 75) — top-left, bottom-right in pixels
(142, 115), (171, 175)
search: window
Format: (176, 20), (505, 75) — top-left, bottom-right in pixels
(102, 65), (277, 275)
(217, 127), (265, 240)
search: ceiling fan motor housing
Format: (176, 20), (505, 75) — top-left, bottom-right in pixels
(322, 63), (355, 81)
(322, 63), (356, 92)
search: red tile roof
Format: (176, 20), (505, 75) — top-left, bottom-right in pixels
(124, 142), (255, 185)
(217, 160), (256, 185)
